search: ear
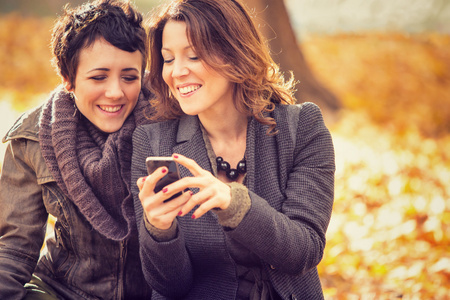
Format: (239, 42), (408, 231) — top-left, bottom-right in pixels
(63, 78), (74, 92)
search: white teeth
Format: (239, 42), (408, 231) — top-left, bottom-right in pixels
(179, 85), (200, 95)
(100, 105), (122, 113)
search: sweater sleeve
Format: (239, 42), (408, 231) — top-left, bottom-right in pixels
(143, 212), (178, 242)
(214, 182), (251, 228)
(131, 125), (194, 298)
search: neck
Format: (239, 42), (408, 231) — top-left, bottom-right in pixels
(199, 107), (248, 142)
(200, 108), (248, 177)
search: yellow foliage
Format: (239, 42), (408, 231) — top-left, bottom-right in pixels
(0, 13), (60, 111)
(321, 111), (450, 299)
(303, 32), (450, 138)
(302, 33), (450, 299)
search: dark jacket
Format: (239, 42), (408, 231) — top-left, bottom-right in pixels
(0, 104), (152, 299)
(131, 102), (335, 300)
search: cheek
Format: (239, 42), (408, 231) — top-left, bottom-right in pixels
(73, 89), (92, 108)
(127, 83), (142, 103)
(162, 67), (171, 86)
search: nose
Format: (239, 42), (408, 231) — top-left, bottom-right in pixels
(105, 79), (124, 100)
(171, 59), (189, 78)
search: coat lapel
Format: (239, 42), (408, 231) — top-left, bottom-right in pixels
(244, 117), (256, 192)
(172, 115), (212, 181)
(273, 106), (292, 193)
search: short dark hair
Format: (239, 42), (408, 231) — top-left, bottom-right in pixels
(51, 0), (148, 88)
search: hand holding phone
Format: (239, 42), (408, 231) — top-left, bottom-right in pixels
(146, 157), (181, 201)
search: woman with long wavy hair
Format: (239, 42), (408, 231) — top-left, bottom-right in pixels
(132, 0), (335, 299)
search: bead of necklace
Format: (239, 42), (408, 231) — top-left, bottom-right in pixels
(216, 156), (247, 180)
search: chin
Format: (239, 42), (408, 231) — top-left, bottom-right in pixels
(179, 106), (201, 116)
(95, 123), (123, 133)
(103, 129), (120, 133)
(183, 112), (198, 116)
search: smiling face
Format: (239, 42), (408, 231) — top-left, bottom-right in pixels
(161, 21), (233, 117)
(65, 38), (143, 133)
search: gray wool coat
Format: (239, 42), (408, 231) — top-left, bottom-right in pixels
(131, 102), (335, 300)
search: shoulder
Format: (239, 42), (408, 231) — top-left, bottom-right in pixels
(275, 102), (322, 119)
(276, 102), (326, 129)
(273, 102), (325, 138)
(2, 86), (70, 143)
(133, 114), (198, 145)
(296, 102), (325, 125)
(2, 104), (44, 143)
(132, 119), (181, 158)
(133, 119), (179, 140)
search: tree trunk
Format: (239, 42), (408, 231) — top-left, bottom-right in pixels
(242, 0), (341, 114)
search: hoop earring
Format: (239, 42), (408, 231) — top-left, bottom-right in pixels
(70, 93), (79, 118)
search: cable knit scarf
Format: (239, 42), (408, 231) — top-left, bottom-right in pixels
(39, 86), (151, 241)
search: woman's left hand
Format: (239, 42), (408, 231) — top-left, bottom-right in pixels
(168, 153), (232, 219)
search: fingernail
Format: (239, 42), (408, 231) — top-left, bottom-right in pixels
(173, 155), (179, 159)
(162, 187), (168, 193)
(142, 177), (146, 182)
(191, 214), (196, 219)
(189, 191), (193, 196)
(178, 211), (182, 216)
(162, 168), (167, 174)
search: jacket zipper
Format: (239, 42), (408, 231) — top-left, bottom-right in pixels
(55, 226), (63, 248)
(117, 240), (127, 299)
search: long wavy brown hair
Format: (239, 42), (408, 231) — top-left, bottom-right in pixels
(145, 0), (296, 134)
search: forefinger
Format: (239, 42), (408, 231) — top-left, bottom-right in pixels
(172, 154), (206, 177)
(139, 166), (169, 197)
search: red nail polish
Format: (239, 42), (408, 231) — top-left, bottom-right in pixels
(178, 211), (182, 216)
(173, 155), (179, 159)
(162, 168), (167, 174)
(189, 191), (193, 196)
(162, 187), (168, 193)
(191, 215), (196, 219)
(142, 177), (146, 182)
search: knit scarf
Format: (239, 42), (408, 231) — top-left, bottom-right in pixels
(39, 86), (151, 241)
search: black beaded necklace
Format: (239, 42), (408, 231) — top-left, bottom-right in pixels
(216, 156), (247, 180)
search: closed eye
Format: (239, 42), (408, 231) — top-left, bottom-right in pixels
(123, 75), (139, 82)
(90, 76), (106, 81)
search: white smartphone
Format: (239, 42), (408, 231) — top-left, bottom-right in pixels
(146, 157), (181, 201)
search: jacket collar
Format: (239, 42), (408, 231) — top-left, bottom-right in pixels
(172, 115), (212, 180)
(176, 114), (199, 144)
(2, 104), (42, 143)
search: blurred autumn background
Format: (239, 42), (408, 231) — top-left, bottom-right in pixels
(1, 0), (449, 299)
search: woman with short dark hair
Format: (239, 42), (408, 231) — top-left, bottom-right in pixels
(0, 0), (153, 298)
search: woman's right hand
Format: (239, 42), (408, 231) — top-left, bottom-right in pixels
(137, 167), (191, 230)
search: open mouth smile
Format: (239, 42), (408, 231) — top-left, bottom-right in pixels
(178, 85), (201, 95)
(99, 105), (123, 113)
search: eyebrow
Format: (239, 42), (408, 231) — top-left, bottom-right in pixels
(86, 67), (140, 73)
(122, 68), (140, 72)
(161, 45), (193, 52)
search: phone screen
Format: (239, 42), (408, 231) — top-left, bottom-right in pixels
(146, 157), (181, 201)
